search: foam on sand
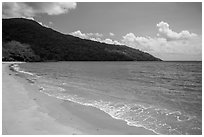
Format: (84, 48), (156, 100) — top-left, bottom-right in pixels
(11, 63), (202, 135)
(2, 63), (83, 134)
(37, 84), (201, 135)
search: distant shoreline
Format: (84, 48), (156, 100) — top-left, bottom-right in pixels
(2, 61), (25, 64)
(2, 60), (201, 64)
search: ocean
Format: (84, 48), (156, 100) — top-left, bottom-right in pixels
(11, 61), (202, 135)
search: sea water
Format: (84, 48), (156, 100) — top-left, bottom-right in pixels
(11, 61), (202, 135)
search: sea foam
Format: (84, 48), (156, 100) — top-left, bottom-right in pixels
(37, 84), (201, 135)
(13, 63), (202, 135)
(10, 64), (35, 76)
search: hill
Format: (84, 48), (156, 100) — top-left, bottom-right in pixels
(2, 18), (162, 62)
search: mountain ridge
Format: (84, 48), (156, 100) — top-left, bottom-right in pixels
(2, 18), (162, 62)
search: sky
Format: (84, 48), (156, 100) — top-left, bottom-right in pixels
(2, 2), (202, 61)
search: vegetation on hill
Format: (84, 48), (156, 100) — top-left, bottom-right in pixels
(2, 18), (162, 61)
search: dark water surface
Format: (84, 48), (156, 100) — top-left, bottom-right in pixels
(13, 61), (202, 135)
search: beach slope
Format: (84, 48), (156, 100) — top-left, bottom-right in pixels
(2, 63), (155, 135)
(2, 63), (83, 134)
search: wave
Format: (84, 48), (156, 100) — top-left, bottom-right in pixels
(10, 63), (36, 76)
(12, 63), (201, 135)
(37, 83), (201, 135)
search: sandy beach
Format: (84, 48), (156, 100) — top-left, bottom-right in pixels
(2, 62), (156, 135)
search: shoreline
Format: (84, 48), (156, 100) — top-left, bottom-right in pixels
(2, 62), (156, 135)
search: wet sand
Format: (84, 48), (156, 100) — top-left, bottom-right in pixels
(2, 62), (156, 135)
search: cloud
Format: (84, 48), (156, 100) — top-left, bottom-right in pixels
(149, 36), (202, 61)
(120, 21), (201, 60)
(2, 2), (77, 18)
(71, 27), (199, 57)
(70, 30), (122, 45)
(20, 16), (50, 28)
(89, 37), (103, 42)
(87, 32), (103, 37)
(101, 38), (122, 45)
(22, 16), (35, 20)
(121, 32), (201, 60)
(70, 30), (88, 39)
(109, 32), (115, 36)
(122, 33), (136, 42)
(36, 20), (50, 28)
(71, 29), (200, 60)
(121, 33), (152, 51)
(70, 30), (103, 39)
(157, 21), (197, 41)
(70, 30), (104, 39)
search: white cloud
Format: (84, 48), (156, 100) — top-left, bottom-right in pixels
(70, 30), (122, 45)
(101, 39), (122, 45)
(22, 16), (35, 20)
(121, 32), (201, 60)
(122, 33), (136, 42)
(113, 40), (123, 45)
(36, 20), (50, 28)
(87, 32), (103, 37)
(102, 38), (113, 44)
(2, 2), (77, 18)
(89, 37), (102, 42)
(70, 30), (88, 39)
(157, 21), (197, 41)
(21, 16), (50, 28)
(121, 33), (152, 51)
(70, 30), (104, 39)
(149, 36), (202, 61)
(109, 32), (115, 36)
(120, 21), (201, 60)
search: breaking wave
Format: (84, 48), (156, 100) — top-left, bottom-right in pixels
(37, 83), (201, 135)
(11, 63), (202, 135)
(10, 63), (36, 76)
